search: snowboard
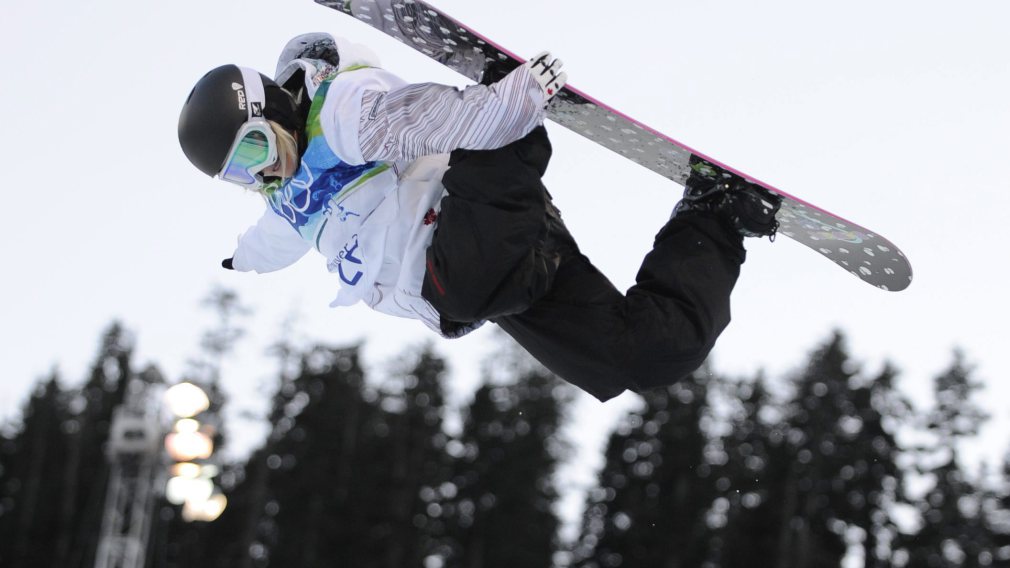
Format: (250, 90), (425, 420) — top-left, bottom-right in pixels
(315, 0), (913, 291)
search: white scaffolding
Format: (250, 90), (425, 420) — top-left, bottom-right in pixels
(94, 389), (161, 568)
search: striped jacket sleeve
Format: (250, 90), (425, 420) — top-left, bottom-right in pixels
(358, 64), (547, 163)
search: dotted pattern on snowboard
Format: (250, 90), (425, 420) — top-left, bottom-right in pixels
(317, 0), (913, 291)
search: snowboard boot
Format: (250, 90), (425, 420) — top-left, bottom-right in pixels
(673, 159), (782, 239)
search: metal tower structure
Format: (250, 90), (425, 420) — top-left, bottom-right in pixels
(94, 384), (161, 568)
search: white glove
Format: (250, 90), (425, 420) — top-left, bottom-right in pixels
(525, 51), (567, 103)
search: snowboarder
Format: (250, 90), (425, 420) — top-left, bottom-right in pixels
(178, 33), (781, 402)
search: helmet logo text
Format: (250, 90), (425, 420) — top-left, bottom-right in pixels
(231, 82), (247, 111)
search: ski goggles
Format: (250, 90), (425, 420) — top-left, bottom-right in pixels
(218, 119), (278, 190)
(217, 67), (278, 191)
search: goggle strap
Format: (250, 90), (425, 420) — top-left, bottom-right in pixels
(238, 66), (267, 120)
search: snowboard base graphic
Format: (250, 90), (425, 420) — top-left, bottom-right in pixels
(316, 0), (913, 291)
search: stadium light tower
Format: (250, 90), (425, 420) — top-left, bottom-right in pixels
(94, 380), (227, 568)
(94, 381), (161, 568)
(163, 382), (227, 522)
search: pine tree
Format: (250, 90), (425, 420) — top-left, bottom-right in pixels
(188, 286), (251, 453)
(993, 457), (1010, 564)
(897, 350), (996, 567)
(574, 368), (715, 568)
(444, 344), (570, 568)
(775, 333), (905, 567)
(58, 322), (138, 568)
(0, 414), (16, 564)
(373, 346), (455, 567)
(194, 314), (306, 568)
(845, 364), (909, 567)
(0, 324), (161, 568)
(236, 345), (384, 567)
(0, 373), (72, 568)
(191, 343), (457, 568)
(713, 376), (792, 568)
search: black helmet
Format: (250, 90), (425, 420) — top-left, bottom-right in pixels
(178, 64), (302, 178)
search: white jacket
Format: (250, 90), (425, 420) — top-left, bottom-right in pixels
(231, 33), (547, 335)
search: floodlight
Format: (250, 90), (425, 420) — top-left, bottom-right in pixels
(164, 383), (210, 418)
(165, 431), (214, 462)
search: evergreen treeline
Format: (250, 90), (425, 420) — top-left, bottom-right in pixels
(1, 317), (1009, 567)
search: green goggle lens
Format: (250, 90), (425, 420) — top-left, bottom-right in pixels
(220, 129), (274, 186)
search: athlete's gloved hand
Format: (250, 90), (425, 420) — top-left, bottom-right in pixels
(525, 51), (567, 103)
(222, 258), (234, 270)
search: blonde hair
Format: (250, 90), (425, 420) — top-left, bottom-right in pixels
(253, 121), (300, 197)
(271, 121), (299, 169)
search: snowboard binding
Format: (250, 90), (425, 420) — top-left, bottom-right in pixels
(675, 159), (782, 239)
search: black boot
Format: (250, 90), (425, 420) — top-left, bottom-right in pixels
(673, 158), (782, 239)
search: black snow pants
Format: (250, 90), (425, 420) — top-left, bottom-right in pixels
(421, 126), (746, 402)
